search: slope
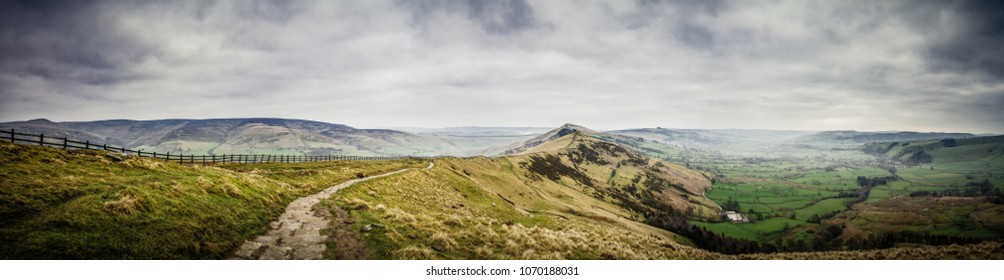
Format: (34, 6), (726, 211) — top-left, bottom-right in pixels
(0, 141), (424, 259)
(318, 125), (756, 259)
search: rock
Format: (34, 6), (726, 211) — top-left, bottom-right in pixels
(105, 152), (124, 162)
(361, 223), (384, 233)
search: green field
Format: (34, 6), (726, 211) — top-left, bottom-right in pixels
(610, 134), (1004, 249)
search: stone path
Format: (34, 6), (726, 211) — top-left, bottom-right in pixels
(232, 161), (433, 260)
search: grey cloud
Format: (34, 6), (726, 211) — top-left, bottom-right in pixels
(0, 0), (161, 86)
(400, 0), (539, 35)
(236, 0), (303, 24)
(1, 0), (1002, 133)
(923, 0), (1004, 78)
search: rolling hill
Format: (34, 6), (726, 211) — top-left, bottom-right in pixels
(394, 126), (551, 156)
(609, 128), (812, 151)
(798, 130), (978, 145)
(862, 135), (1004, 165)
(0, 118), (477, 157)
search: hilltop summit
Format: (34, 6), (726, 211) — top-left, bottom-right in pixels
(499, 123), (596, 155)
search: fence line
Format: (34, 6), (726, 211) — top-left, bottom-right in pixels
(1, 129), (415, 164)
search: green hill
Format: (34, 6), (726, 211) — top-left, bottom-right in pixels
(0, 142), (424, 259)
(862, 135), (1004, 171)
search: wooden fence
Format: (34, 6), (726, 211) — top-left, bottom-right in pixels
(1, 129), (412, 164)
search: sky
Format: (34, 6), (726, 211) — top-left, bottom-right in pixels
(1, 0), (1002, 133)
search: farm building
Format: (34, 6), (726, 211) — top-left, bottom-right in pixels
(722, 211), (750, 223)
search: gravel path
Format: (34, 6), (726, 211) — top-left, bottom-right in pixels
(232, 161), (433, 260)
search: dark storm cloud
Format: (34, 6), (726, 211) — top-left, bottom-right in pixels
(921, 0), (1004, 78)
(0, 0), (160, 86)
(0, 0), (1002, 133)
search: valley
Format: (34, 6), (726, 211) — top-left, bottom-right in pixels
(1, 119), (1002, 259)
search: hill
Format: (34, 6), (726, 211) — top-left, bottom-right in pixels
(798, 130), (978, 145)
(609, 128), (812, 152)
(0, 118), (460, 157)
(862, 135), (1004, 166)
(496, 123), (596, 155)
(397, 126), (551, 156)
(0, 124), (727, 259)
(318, 124), (798, 258)
(0, 141), (424, 259)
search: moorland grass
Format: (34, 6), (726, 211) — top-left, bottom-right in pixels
(0, 142), (422, 259)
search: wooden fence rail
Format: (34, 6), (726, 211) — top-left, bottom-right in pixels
(1, 129), (412, 164)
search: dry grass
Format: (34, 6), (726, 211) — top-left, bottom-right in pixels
(326, 156), (717, 259)
(0, 142), (424, 259)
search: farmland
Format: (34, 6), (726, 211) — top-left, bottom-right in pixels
(604, 131), (1004, 251)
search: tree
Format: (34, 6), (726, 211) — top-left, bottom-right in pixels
(888, 166), (897, 176)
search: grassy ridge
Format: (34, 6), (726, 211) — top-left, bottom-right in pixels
(324, 157), (715, 259)
(0, 142), (422, 259)
(318, 133), (725, 259)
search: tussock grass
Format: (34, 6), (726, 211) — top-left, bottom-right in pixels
(0, 142), (422, 259)
(326, 157), (718, 259)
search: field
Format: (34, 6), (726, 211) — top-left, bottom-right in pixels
(606, 133), (1004, 250)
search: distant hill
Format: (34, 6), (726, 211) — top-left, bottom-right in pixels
(862, 135), (1004, 167)
(397, 126), (551, 156)
(798, 130), (978, 145)
(0, 118), (454, 156)
(609, 128), (812, 151)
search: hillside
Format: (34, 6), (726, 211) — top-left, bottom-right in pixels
(316, 124), (782, 259)
(0, 141), (424, 259)
(0, 118), (458, 157)
(862, 135), (1004, 166)
(0, 125), (725, 259)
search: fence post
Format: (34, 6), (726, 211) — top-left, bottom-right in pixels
(39, 134), (44, 146)
(102, 143), (107, 151)
(63, 138), (68, 149)
(8, 129), (13, 143)
(153, 152), (157, 159)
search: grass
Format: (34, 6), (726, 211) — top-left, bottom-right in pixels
(324, 157), (715, 259)
(318, 133), (726, 259)
(0, 142), (423, 259)
(693, 217), (806, 242)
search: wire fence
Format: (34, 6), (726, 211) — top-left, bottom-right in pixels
(1, 129), (416, 164)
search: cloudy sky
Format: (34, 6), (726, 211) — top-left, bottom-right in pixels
(1, 0), (1002, 132)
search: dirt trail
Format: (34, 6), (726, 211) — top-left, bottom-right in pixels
(232, 161), (434, 260)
